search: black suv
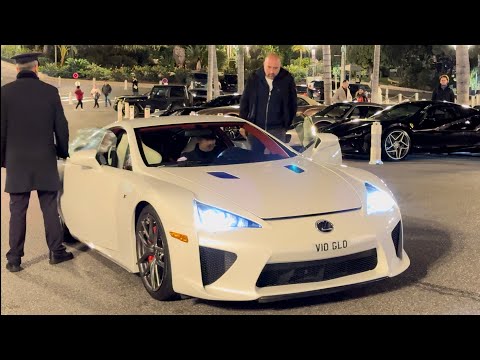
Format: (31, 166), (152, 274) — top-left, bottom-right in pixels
(114, 84), (191, 117)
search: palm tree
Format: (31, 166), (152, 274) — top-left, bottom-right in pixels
(213, 47), (221, 98)
(322, 45), (332, 105)
(58, 45), (70, 67)
(292, 45), (309, 61)
(371, 45), (381, 103)
(207, 45), (214, 102)
(237, 45), (245, 94)
(185, 45), (207, 70)
(456, 45), (470, 105)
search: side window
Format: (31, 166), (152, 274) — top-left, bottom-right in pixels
(367, 106), (383, 117)
(422, 106), (458, 129)
(170, 86), (186, 98)
(116, 131), (132, 171)
(152, 87), (167, 98)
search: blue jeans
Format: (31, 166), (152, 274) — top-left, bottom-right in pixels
(104, 95), (111, 106)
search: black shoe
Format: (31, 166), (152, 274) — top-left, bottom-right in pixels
(49, 251), (74, 265)
(6, 262), (23, 272)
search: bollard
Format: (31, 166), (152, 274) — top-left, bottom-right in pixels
(398, 93), (402, 103)
(378, 87), (382, 104)
(415, 92), (419, 101)
(129, 105), (135, 120)
(68, 92), (73, 105)
(75, 81), (80, 87)
(124, 80), (128, 90)
(124, 102), (130, 119)
(471, 96), (476, 107)
(58, 76), (61, 88)
(369, 121), (383, 165)
(93, 77), (96, 88)
(385, 88), (389, 104)
(144, 106), (150, 118)
(117, 102), (123, 122)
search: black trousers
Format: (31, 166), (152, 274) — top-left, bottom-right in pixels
(6, 191), (66, 265)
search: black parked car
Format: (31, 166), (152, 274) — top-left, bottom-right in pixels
(158, 94), (242, 116)
(220, 74), (238, 93)
(300, 102), (384, 129)
(320, 101), (480, 161)
(189, 88), (224, 106)
(114, 84), (191, 117)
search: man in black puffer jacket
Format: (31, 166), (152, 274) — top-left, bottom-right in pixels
(432, 74), (455, 102)
(240, 53), (297, 150)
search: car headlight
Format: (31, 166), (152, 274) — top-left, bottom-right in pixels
(365, 183), (396, 214)
(194, 200), (261, 231)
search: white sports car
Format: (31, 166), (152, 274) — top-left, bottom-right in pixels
(58, 116), (409, 302)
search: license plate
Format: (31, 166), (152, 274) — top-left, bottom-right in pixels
(315, 240), (348, 252)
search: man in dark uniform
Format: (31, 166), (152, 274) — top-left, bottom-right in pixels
(1, 52), (74, 272)
(432, 74), (455, 102)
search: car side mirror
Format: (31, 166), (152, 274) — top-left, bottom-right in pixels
(68, 149), (101, 169)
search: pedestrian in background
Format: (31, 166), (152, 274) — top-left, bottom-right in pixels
(432, 74), (455, 102)
(1, 52), (73, 272)
(74, 85), (84, 110)
(332, 80), (353, 103)
(355, 87), (369, 102)
(239, 53), (297, 151)
(101, 80), (112, 107)
(132, 76), (139, 95)
(90, 85), (101, 108)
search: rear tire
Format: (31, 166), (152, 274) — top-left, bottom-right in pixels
(135, 205), (178, 301)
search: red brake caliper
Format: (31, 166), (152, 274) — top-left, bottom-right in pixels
(148, 225), (157, 263)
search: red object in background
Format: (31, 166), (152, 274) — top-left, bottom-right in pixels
(73, 72), (79, 79)
(161, 78), (168, 85)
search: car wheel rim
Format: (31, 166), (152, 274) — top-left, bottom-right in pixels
(385, 130), (410, 160)
(136, 213), (165, 292)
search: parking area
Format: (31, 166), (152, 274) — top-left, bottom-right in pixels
(1, 108), (479, 313)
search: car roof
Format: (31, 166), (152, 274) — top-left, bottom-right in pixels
(106, 115), (246, 131)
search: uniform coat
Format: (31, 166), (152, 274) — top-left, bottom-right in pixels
(1, 71), (69, 193)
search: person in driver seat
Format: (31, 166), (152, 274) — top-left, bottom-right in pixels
(177, 134), (222, 164)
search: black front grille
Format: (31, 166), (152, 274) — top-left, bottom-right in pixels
(256, 249), (377, 288)
(391, 221), (402, 258)
(199, 247), (237, 286)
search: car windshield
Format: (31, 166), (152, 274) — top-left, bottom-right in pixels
(317, 103), (352, 119)
(371, 102), (425, 120)
(135, 122), (296, 167)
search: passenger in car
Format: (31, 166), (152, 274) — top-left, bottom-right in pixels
(177, 134), (222, 164)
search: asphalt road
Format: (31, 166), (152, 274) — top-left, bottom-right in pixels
(1, 63), (479, 315)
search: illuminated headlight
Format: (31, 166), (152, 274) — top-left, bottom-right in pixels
(194, 200), (261, 231)
(365, 183), (396, 214)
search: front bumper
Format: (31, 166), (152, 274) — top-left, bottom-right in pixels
(170, 207), (409, 302)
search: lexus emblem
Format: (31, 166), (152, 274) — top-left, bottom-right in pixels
(316, 220), (334, 232)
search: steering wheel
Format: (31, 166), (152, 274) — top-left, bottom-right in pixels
(215, 147), (254, 165)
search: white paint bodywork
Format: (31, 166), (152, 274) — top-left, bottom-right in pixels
(59, 116), (409, 301)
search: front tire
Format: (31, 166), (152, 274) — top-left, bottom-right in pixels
(382, 128), (411, 161)
(135, 205), (178, 301)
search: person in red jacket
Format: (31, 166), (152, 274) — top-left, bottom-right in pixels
(74, 85), (84, 110)
(355, 87), (369, 102)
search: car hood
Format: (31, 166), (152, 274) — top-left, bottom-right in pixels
(152, 158), (362, 219)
